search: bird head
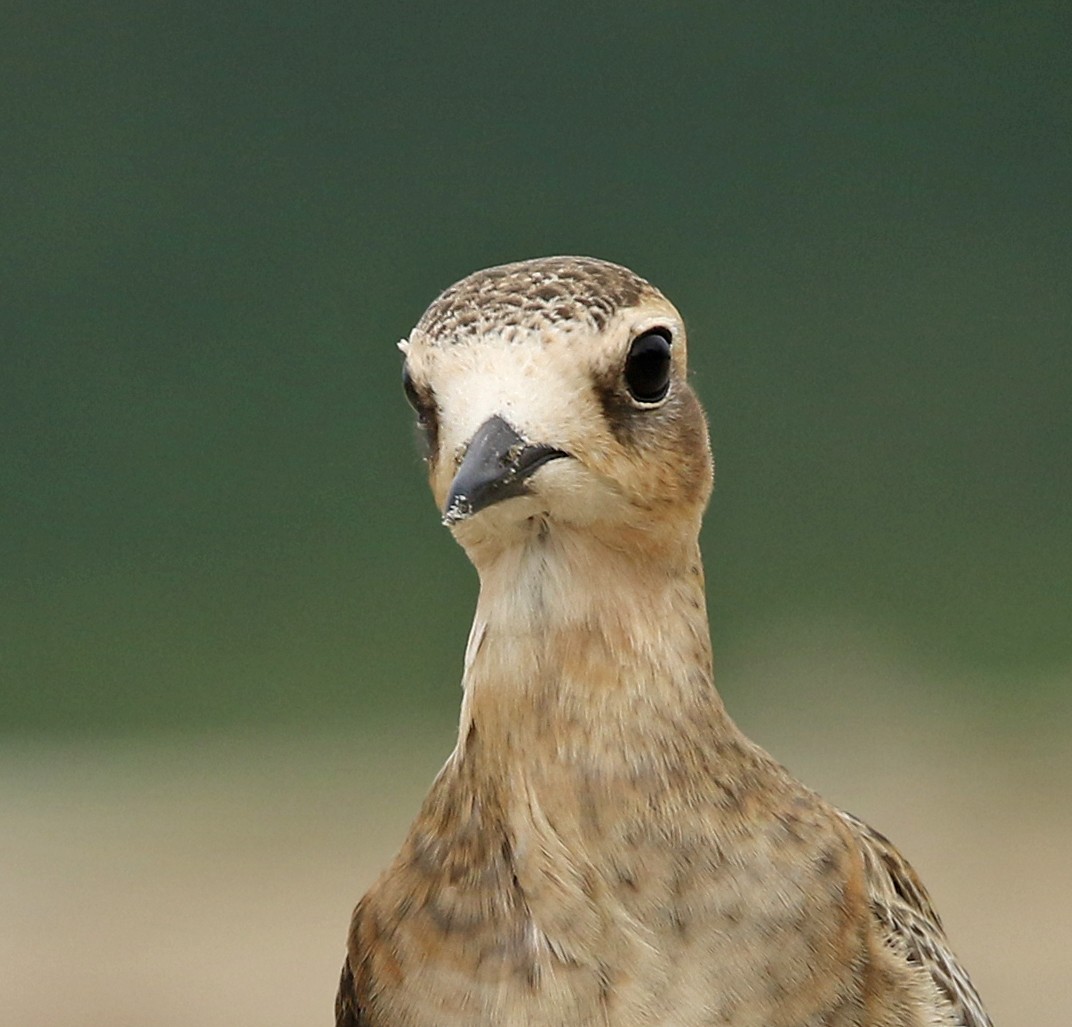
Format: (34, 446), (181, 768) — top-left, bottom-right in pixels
(399, 257), (713, 562)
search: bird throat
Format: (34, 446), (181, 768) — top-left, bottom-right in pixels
(456, 527), (727, 778)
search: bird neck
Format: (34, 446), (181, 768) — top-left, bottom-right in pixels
(456, 526), (734, 773)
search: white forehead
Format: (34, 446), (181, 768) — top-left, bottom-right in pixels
(421, 325), (594, 452)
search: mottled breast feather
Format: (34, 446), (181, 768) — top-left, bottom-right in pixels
(413, 256), (660, 345)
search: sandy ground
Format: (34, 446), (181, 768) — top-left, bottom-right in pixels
(3, 648), (1070, 1025)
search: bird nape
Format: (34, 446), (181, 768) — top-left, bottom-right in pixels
(336, 256), (992, 1027)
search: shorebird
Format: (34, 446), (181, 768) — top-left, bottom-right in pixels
(336, 257), (992, 1026)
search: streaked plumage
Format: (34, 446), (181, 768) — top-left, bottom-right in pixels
(337, 256), (992, 1026)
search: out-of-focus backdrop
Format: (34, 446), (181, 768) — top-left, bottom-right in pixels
(3, 3), (1070, 1024)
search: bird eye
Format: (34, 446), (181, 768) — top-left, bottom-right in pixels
(402, 365), (422, 411)
(624, 329), (672, 404)
(402, 364), (439, 458)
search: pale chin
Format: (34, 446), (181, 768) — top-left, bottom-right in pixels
(448, 473), (630, 554)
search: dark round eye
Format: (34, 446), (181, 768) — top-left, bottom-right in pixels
(624, 329), (672, 404)
(402, 364), (422, 411)
(402, 364), (440, 458)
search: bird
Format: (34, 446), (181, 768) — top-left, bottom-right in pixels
(336, 256), (992, 1027)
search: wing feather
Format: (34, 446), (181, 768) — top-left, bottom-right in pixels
(334, 954), (370, 1027)
(840, 811), (993, 1027)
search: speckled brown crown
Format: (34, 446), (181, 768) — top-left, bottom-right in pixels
(413, 256), (661, 345)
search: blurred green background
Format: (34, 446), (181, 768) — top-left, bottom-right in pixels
(4, 1), (1069, 737)
(4, 4), (1071, 1025)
